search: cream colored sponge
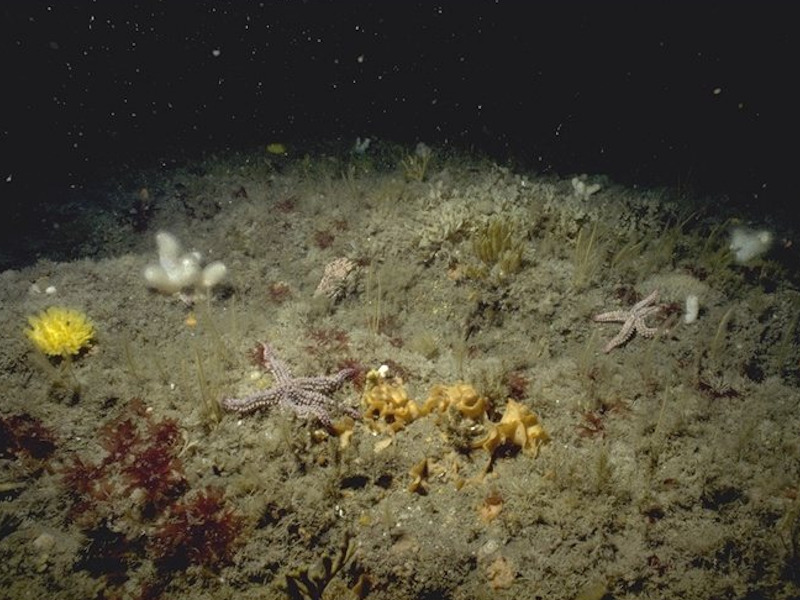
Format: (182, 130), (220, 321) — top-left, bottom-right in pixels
(143, 231), (227, 295)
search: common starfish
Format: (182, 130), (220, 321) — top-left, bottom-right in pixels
(593, 289), (664, 353)
(221, 341), (359, 426)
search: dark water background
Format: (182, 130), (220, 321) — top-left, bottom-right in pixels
(2, 0), (796, 259)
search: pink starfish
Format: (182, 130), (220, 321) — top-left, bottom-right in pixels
(221, 341), (359, 427)
(593, 290), (664, 353)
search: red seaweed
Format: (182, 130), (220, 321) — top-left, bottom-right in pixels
(149, 486), (244, 572)
(0, 413), (57, 460)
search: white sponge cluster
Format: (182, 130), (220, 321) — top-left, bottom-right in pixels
(729, 226), (773, 264)
(571, 175), (601, 199)
(143, 231), (228, 295)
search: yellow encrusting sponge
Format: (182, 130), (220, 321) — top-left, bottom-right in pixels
(25, 306), (95, 357)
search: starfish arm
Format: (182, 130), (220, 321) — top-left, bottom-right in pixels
(283, 390), (338, 426)
(634, 305), (664, 337)
(333, 368), (357, 383)
(265, 355), (294, 385)
(221, 387), (282, 413)
(293, 369), (356, 393)
(293, 374), (345, 392)
(633, 289), (659, 311)
(254, 342), (294, 384)
(292, 376), (329, 389)
(634, 316), (660, 337)
(593, 310), (629, 323)
(603, 317), (636, 352)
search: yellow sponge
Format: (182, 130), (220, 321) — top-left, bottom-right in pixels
(25, 306), (94, 357)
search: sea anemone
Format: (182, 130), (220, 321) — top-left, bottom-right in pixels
(25, 306), (95, 357)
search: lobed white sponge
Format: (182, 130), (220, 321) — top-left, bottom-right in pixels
(143, 231), (227, 295)
(571, 175), (601, 199)
(729, 226), (773, 264)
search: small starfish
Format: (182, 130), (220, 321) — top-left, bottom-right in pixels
(593, 290), (664, 353)
(221, 341), (359, 427)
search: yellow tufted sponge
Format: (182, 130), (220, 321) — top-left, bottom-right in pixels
(25, 306), (95, 357)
